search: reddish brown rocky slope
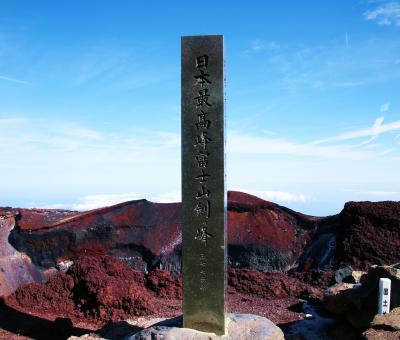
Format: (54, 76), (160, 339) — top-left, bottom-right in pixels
(1, 192), (400, 298)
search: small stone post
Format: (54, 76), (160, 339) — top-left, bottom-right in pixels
(378, 278), (391, 315)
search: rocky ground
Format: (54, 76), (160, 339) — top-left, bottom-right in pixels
(0, 255), (351, 339)
(0, 191), (399, 339)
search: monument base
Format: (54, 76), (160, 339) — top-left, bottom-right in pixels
(124, 313), (284, 340)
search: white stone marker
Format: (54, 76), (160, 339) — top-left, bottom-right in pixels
(378, 278), (391, 315)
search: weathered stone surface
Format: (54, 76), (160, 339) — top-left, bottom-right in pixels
(0, 213), (46, 296)
(371, 307), (400, 331)
(181, 35), (226, 335)
(363, 328), (400, 340)
(352, 270), (366, 284)
(124, 314), (284, 340)
(68, 335), (104, 340)
(334, 266), (355, 283)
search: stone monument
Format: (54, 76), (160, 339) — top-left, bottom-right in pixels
(55, 35), (285, 340)
(181, 35), (227, 335)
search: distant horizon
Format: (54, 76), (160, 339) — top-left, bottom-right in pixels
(1, 1), (400, 216)
(3, 189), (399, 218)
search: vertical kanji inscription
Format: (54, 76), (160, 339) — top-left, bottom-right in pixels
(181, 35), (226, 335)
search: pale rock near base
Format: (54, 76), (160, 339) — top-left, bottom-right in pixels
(370, 307), (400, 331)
(124, 313), (284, 340)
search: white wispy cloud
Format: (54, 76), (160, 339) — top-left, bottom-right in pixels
(237, 189), (309, 203)
(250, 40), (280, 52)
(37, 191), (182, 211)
(0, 116), (180, 153)
(364, 2), (400, 26)
(0, 75), (28, 84)
(380, 101), (391, 112)
(63, 127), (104, 140)
(150, 192), (181, 203)
(39, 190), (306, 211)
(314, 116), (400, 145)
(251, 37), (400, 93)
(71, 192), (144, 210)
(33, 192), (143, 211)
(0, 117), (28, 125)
(228, 131), (378, 159)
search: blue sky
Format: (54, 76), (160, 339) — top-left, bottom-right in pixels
(1, 0), (400, 215)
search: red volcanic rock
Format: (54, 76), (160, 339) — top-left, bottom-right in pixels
(15, 199), (181, 256)
(336, 201), (400, 270)
(146, 269), (182, 299)
(9, 199), (182, 271)
(7, 192), (320, 274)
(227, 191), (319, 271)
(68, 256), (152, 321)
(7, 272), (75, 315)
(227, 191), (318, 250)
(6, 192), (400, 283)
(290, 269), (336, 290)
(228, 269), (322, 300)
(15, 208), (80, 231)
(6, 256), (314, 331)
(6, 256), (154, 324)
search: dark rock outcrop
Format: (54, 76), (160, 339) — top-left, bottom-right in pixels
(335, 201), (400, 270)
(6, 191), (319, 277)
(9, 199), (182, 272)
(297, 201), (400, 271)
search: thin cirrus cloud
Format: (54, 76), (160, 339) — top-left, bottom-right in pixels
(38, 190), (305, 211)
(313, 116), (400, 146)
(236, 189), (309, 204)
(62, 127), (104, 140)
(364, 1), (400, 26)
(380, 101), (391, 112)
(36, 191), (182, 211)
(0, 116), (180, 154)
(228, 131), (379, 159)
(250, 40), (280, 52)
(0, 75), (28, 84)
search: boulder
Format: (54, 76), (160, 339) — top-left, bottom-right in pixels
(370, 307), (400, 331)
(322, 264), (400, 329)
(363, 328), (400, 340)
(323, 282), (355, 314)
(352, 271), (366, 284)
(0, 213), (46, 296)
(124, 314), (284, 340)
(68, 335), (104, 340)
(334, 266), (355, 283)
